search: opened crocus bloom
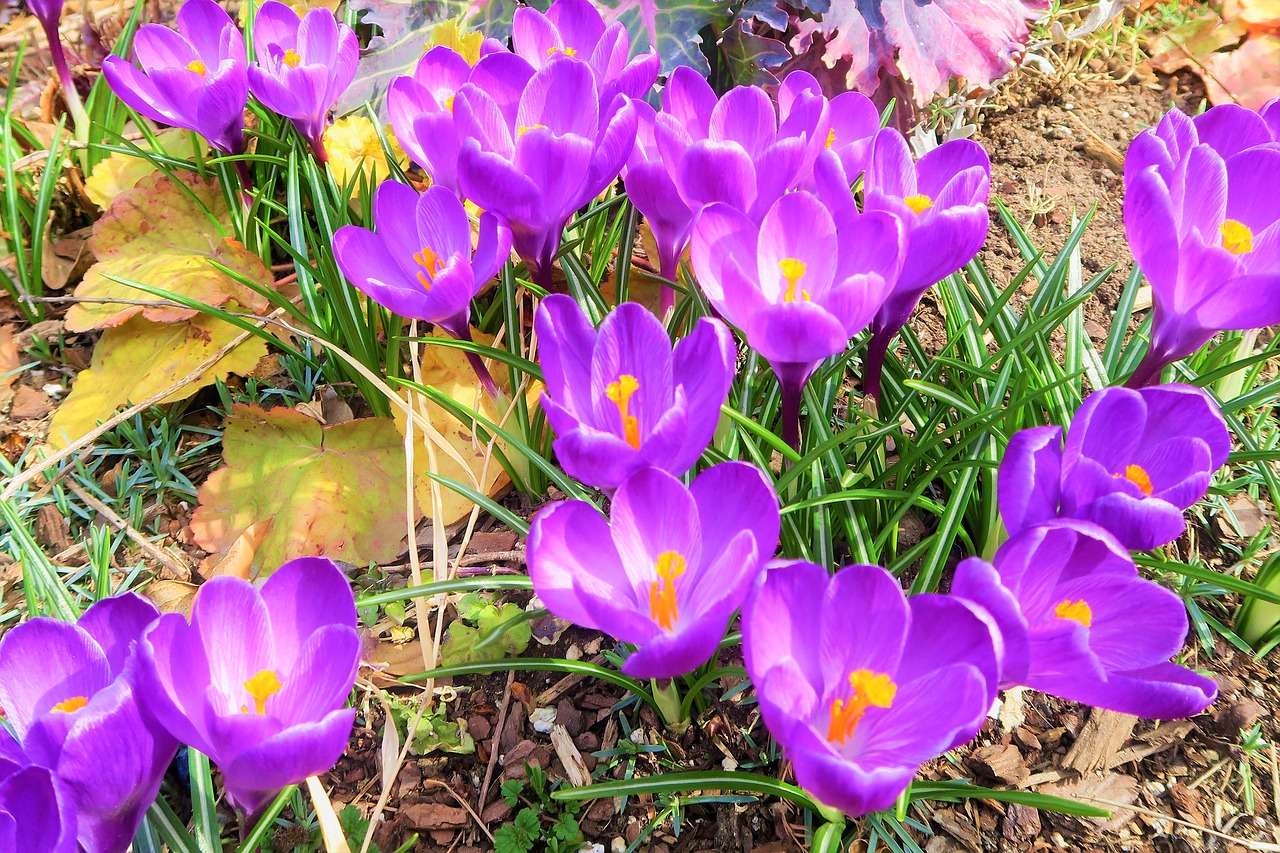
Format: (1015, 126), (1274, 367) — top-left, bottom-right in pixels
(535, 294), (736, 491)
(999, 383), (1229, 551)
(820, 128), (990, 401)
(953, 520), (1217, 718)
(0, 594), (177, 853)
(102, 0), (249, 160)
(388, 44), (523, 193)
(510, 0), (658, 105)
(248, 2), (358, 161)
(743, 562), (997, 817)
(137, 557), (361, 817)
(1124, 104), (1280, 387)
(333, 181), (512, 398)
(690, 190), (901, 448)
(453, 52), (637, 289)
(528, 463), (780, 679)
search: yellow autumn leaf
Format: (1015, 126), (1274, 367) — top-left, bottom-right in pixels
(190, 404), (409, 572)
(395, 329), (539, 526)
(323, 115), (409, 201)
(67, 172), (273, 332)
(83, 129), (204, 209)
(48, 311), (267, 448)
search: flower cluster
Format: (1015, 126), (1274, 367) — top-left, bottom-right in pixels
(0, 558), (360, 847)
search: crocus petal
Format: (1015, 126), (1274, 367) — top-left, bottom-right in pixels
(189, 577), (276, 715)
(259, 556), (357, 672)
(997, 426), (1064, 536)
(75, 592), (161, 677)
(137, 613), (212, 747)
(535, 294), (597, 415)
(951, 557), (1031, 686)
(0, 621), (109, 738)
(220, 708), (356, 815)
(1034, 662), (1217, 719)
(786, 724), (918, 818)
(619, 606), (731, 680)
(272, 625), (361, 726)
(609, 467), (702, 574)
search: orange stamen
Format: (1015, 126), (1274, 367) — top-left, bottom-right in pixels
(779, 257), (810, 303)
(1114, 463), (1153, 496)
(282, 48), (302, 68)
(1220, 219), (1253, 255)
(244, 670), (282, 715)
(605, 374), (641, 449)
(414, 246), (444, 290)
(1054, 599), (1093, 628)
(904, 194), (934, 215)
(52, 696), (88, 713)
(826, 670), (897, 745)
(647, 551), (687, 630)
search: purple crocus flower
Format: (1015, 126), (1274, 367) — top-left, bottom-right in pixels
(137, 557), (361, 819)
(0, 731), (77, 853)
(535, 294), (736, 492)
(248, 2), (358, 162)
(836, 129), (991, 401)
(388, 46), (531, 194)
(333, 181), (512, 399)
(805, 88), (881, 193)
(743, 561), (997, 817)
(26, 0), (89, 132)
(1123, 105), (1280, 387)
(510, 0), (658, 105)
(953, 520), (1217, 718)
(654, 66), (828, 225)
(690, 190), (901, 448)
(102, 0), (249, 167)
(999, 384), (1230, 551)
(0, 594), (177, 853)
(453, 54), (636, 290)
(623, 100), (691, 313)
(528, 463), (780, 679)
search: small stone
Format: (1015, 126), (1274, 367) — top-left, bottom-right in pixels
(565, 643), (583, 661)
(530, 706), (557, 734)
(721, 755), (738, 772)
(611, 838), (626, 853)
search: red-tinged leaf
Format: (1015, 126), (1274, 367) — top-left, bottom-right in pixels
(1204, 34), (1280, 109)
(594, 0), (734, 75)
(791, 0), (1048, 104)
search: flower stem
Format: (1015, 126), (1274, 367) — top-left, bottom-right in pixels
(40, 20), (90, 139)
(650, 678), (687, 731)
(863, 328), (891, 403)
(811, 818), (848, 853)
(309, 133), (329, 165)
(780, 375), (803, 451)
(658, 255), (678, 317)
(1125, 348), (1169, 389)
(447, 321), (506, 407)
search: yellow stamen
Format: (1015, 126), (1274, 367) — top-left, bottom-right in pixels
(825, 127), (837, 148)
(547, 46), (577, 56)
(904, 194), (933, 215)
(414, 246), (444, 290)
(1113, 463), (1153, 496)
(779, 257), (810, 303)
(244, 669), (282, 715)
(443, 94), (455, 113)
(605, 374), (641, 449)
(647, 551), (687, 630)
(282, 48), (302, 68)
(517, 123), (548, 139)
(826, 669), (897, 745)
(1220, 219), (1253, 255)
(1054, 599), (1093, 628)
(52, 696), (88, 713)
(187, 59), (207, 77)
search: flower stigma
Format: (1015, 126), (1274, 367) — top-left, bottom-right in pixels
(1054, 599), (1093, 627)
(825, 127), (836, 148)
(414, 246), (444, 290)
(904, 194), (934, 215)
(779, 258), (810, 303)
(517, 123), (548, 139)
(243, 670), (283, 715)
(648, 551), (687, 631)
(605, 374), (641, 448)
(826, 669), (897, 745)
(1219, 220), (1253, 255)
(187, 60), (207, 76)
(52, 696), (89, 713)
(1113, 463), (1153, 496)
(282, 48), (302, 68)
(546, 46), (577, 56)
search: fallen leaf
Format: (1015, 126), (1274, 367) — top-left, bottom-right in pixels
(10, 386), (52, 421)
(0, 325), (19, 389)
(40, 226), (93, 291)
(190, 404), (409, 572)
(83, 129), (205, 209)
(1204, 34), (1280, 108)
(67, 172), (272, 331)
(395, 329), (537, 526)
(47, 310), (267, 448)
(145, 579), (198, 616)
(1224, 0), (1280, 33)
(1146, 9), (1247, 75)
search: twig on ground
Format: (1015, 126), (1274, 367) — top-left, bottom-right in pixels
(62, 476), (191, 580)
(477, 669), (517, 820)
(1084, 796), (1280, 852)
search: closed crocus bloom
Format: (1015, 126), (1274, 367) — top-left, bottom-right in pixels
(511, 0), (658, 104)
(102, 0), (249, 159)
(137, 557), (361, 818)
(953, 520), (1217, 718)
(807, 88), (881, 192)
(852, 128), (991, 401)
(656, 67), (827, 223)
(454, 54), (636, 289)
(388, 46), (532, 193)
(333, 181), (512, 398)
(623, 100), (692, 312)
(743, 562), (997, 817)
(998, 384), (1230, 551)
(535, 295), (736, 491)
(0, 594), (177, 853)
(528, 463), (780, 679)
(691, 190), (901, 447)
(0, 732), (77, 853)
(248, 2), (358, 161)
(1124, 106), (1280, 387)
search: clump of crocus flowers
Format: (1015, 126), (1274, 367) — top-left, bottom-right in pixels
(0, 558), (361, 846)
